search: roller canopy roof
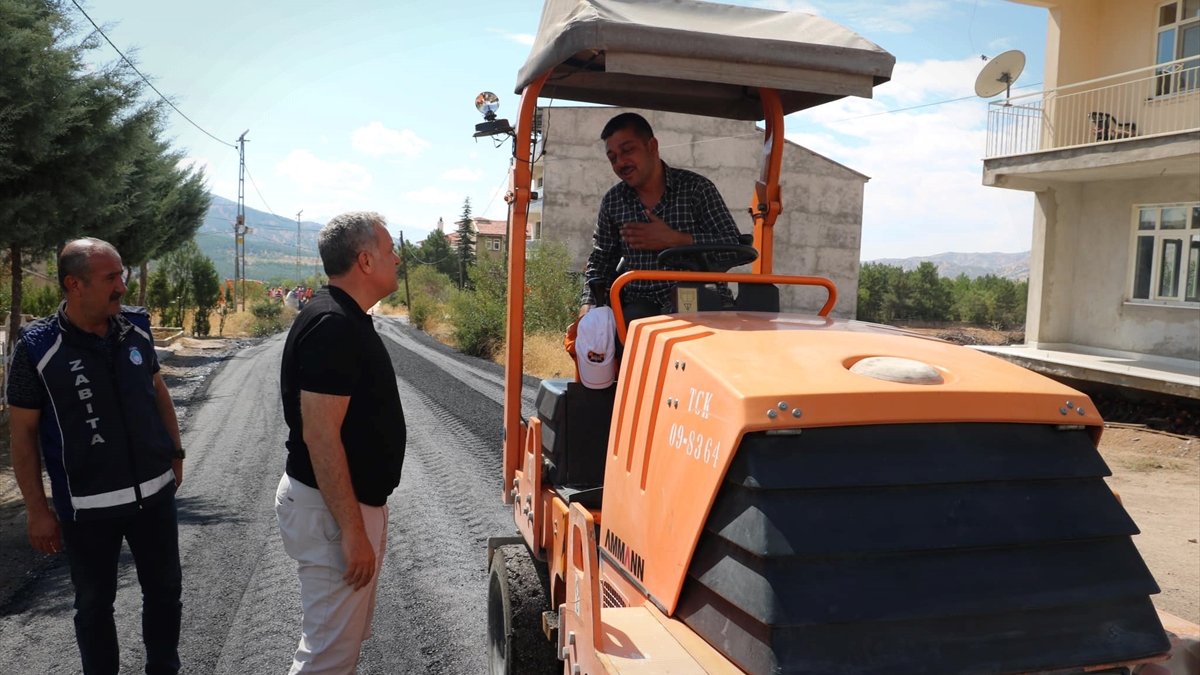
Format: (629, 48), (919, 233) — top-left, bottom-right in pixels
(515, 0), (895, 120)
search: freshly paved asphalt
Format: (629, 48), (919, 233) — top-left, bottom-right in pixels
(0, 317), (537, 674)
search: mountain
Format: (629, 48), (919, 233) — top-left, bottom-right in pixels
(197, 195), (325, 282)
(865, 251), (1030, 281)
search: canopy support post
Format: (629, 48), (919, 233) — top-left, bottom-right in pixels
(751, 88), (785, 275)
(502, 73), (549, 503)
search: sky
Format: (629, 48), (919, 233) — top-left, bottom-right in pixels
(81, 0), (1049, 261)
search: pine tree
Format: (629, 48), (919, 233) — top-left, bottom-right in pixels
(455, 197), (475, 288)
(0, 0), (158, 348)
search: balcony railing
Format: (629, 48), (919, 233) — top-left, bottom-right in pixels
(985, 57), (1200, 159)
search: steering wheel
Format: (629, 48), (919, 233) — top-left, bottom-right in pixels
(656, 243), (759, 273)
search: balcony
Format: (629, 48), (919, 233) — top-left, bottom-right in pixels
(985, 58), (1200, 169)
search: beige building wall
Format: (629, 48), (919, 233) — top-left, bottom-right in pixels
(1026, 0), (1172, 84)
(537, 106), (869, 318)
(999, 0), (1200, 366)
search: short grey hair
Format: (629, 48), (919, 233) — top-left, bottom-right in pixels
(318, 211), (386, 276)
(59, 238), (121, 290)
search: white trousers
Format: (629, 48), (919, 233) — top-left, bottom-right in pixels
(276, 473), (388, 675)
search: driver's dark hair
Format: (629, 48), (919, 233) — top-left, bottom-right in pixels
(601, 112), (654, 142)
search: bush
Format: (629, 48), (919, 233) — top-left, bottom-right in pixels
(524, 241), (579, 333)
(447, 256), (507, 357)
(384, 287), (408, 308)
(449, 287), (505, 357)
(22, 281), (61, 317)
(408, 295), (437, 330)
(249, 299), (286, 337)
(407, 266), (454, 330)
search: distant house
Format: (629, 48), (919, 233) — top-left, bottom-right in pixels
(445, 217), (524, 259)
(473, 217), (507, 257)
(980, 0), (1199, 398)
(529, 106), (871, 318)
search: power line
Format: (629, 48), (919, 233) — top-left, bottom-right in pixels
(244, 164), (279, 217)
(660, 82), (1046, 150)
(69, 0), (237, 150)
(826, 81), (1042, 123)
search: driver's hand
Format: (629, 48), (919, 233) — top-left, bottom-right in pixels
(619, 212), (693, 251)
(578, 304), (593, 318)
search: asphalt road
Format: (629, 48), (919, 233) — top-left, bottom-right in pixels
(0, 317), (539, 674)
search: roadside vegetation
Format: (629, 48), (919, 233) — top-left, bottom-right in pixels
(385, 216), (579, 372)
(857, 261), (1028, 328)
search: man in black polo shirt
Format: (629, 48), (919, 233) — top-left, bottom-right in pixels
(275, 210), (404, 673)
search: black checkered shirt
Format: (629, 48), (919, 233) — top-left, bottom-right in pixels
(581, 163), (741, 311)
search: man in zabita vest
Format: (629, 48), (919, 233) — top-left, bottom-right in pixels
(6, 237), (185, 675)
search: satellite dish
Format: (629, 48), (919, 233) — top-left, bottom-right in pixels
(475, 91), (500, 118)
(974, 50), (1025, 100)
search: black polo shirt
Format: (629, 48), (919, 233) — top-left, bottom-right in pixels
(281, 285), (405, 506)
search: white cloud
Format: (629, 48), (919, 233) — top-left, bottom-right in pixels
(400, 186), (466, 205)
(275, 149), (373, 195)
(440, 167), (483, 182)
(752, 0), (948, 33)
(870, 56), (986, 106)
(787, 61), (1034, 259)
(351, 122), (430, 158)
(488, 28), (535, 45)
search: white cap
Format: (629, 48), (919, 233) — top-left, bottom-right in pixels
(576, 306), (616, 389)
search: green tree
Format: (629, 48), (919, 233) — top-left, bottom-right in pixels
(411, 228), (459, 281)
(454, 197), (475, 288)
(152, 240), (217, 329)
(0, 0), (159, 349)
(190, 255), (221, 336)
(908, 262), (952, 321)
(856, 263), (909, 323)
(146, 267), (171, 322)
(104, 129), (211, 305)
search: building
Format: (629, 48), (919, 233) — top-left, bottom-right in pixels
(980, 0), (1200, 398)
(531, 106), (871, 318)
(444, 217), (526, 259)
(473, 217), (507, 257)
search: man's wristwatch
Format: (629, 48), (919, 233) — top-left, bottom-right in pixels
(173, 447), (186, 460)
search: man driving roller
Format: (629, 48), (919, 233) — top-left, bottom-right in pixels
(578, 112), (743, 322)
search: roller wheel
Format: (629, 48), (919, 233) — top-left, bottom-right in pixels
(487, 544), (559, 674)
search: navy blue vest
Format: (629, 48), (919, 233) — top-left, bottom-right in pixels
(19, 307), (175, 521)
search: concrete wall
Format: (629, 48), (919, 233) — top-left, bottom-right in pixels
(1029, 175), (1200, 360)
(538, 107), (868, 317)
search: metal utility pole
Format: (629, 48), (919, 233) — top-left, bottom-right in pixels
(296, 209), (303, 284)
(236, 130), (249, 311)
(398, 230), (411, 308)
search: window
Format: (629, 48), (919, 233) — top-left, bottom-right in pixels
(1130, 202), (1200, 303)
(489, 239), (502, 251)
(1156, 1), (1200, 95)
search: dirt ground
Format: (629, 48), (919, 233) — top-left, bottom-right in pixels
(1, 332), (1197, 626)
(1096, 426), (1200, 623)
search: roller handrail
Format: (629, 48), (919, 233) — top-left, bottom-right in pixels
(609, 270), (837, 344)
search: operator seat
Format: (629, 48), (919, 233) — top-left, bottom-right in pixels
(535, 379), (614, 510)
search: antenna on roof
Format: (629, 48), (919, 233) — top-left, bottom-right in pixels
(974, 50), (1025, 103)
